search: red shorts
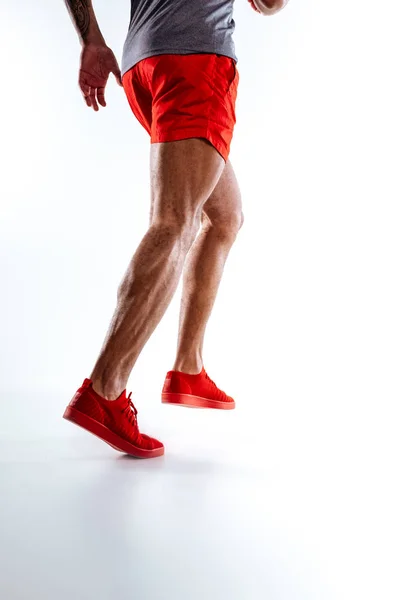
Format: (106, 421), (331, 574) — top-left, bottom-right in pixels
(122, 53), (239, 163)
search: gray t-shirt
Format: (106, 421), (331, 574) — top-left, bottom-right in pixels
(121, 0), (237, 76)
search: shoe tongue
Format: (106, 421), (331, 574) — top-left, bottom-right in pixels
(114, 388), (128, 405)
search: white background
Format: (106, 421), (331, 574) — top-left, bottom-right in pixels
(0, 1), (399, 599)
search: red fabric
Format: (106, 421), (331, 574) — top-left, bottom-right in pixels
(122, 53), (239, 163)
(163, 367), (234, 404)
(69, 378), (163, 451)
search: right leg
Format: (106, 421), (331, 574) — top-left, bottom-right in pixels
(173, 159), (243, 374)
(89, 138), (225, 399)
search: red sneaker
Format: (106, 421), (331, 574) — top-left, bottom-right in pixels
(63, 378), (164, 458)
(162, 367), (235, 410)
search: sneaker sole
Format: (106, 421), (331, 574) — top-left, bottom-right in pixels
(63, 406), (164, 458)
(162, 393), (235, 410)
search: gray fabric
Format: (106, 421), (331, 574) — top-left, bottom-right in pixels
(121, 0), (237, 76)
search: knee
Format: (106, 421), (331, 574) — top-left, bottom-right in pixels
(207, 209), (244, 242)
(151, 213), (200, 248)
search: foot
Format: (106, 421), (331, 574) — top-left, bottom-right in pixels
(63, 378), (164, 458)
(162, 367), (235, 410)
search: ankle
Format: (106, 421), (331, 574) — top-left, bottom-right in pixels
(90, 362), (129, 400)
(173, 358), (203, 375)
(90, 376), (126, 401)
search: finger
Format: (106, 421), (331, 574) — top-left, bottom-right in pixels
(97, 86), (106, 107)
(80, 82), (92, 108)
(89, 87), (99, 112)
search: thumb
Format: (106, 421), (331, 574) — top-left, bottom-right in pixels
(113, 67), (123, 87)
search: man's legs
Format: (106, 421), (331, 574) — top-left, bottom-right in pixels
(89, 138), (225, 400)
(173, 159), (244, 374)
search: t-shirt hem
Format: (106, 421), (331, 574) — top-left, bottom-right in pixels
(121, 48), (238, 77)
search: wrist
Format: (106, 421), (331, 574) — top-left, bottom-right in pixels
(80, 31), (106, 48)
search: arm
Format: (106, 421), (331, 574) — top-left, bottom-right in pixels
(64, 0), (105, 46)
(63, 1), (122, 112)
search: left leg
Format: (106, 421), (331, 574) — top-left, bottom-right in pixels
(173, 158), (244, 374)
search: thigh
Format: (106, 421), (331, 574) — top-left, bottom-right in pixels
(202, 159), (243, 228)
(149, 138), (225, 225)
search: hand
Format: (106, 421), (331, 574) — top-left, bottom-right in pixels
(78, 43), (123, 111)
(247, 0), (261, 12)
